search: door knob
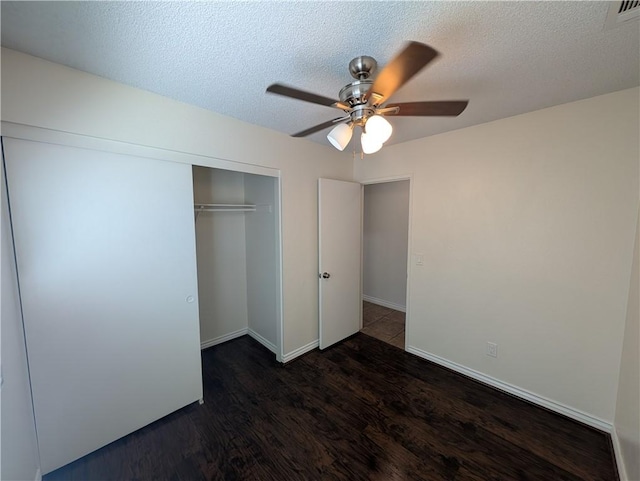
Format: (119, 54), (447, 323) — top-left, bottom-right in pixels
(321, 272), (331, 279)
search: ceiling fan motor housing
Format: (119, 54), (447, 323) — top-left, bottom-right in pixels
(339, 79), (375, 126)
(339, 84), (375, 125)
(339, 79), (372, 106)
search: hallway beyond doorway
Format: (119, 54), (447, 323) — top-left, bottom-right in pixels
(361, 301), (405, 349)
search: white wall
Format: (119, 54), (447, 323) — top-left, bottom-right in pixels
(1, 156), (41, 480)
(244, 173), (279, 349)
(614, 207), (640, 481)
(363, 181), (410, 310)
(193, 167), (249, 344)
(355, 87), (639, 424)
(1, 48), (353, 356)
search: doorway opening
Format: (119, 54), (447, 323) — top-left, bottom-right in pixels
(360, 178), (410, 350)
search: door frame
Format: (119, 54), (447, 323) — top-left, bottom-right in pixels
(2, 121), (286, 362)
(360, 175), (413, 349)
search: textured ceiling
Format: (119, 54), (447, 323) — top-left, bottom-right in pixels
(1, 1), (639, 150)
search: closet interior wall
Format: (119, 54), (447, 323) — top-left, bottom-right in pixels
(244, 173), (280, 351)
(193, 167), (248, 344)
(193, 166), (279, 354)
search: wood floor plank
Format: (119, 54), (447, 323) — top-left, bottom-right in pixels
(44, 334), (617, 481)
(204, 346), (352, 480)
(307, 341), (584, 480)
(338, 336), (615, 479)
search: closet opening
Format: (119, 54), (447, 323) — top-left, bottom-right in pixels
(193, 165), (282, 361)
(360, 178), (410, 350)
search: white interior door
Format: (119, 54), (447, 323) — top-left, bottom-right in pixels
(4, 138), (203, 474)
(318, 178), (362, 349)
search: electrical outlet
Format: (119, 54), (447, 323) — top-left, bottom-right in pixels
(487, 342), (498, 358)
(416, 254), (424, 266)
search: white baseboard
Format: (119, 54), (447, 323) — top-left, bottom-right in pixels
(363, 295), (406, 313)
(406, 345), (613, 433)
(200, 328), (248, 350)
(282, 339), (319, 363)
(611, 428), (629, 481)
(35, 468), (42, 481)
(247, 328), (277, 354)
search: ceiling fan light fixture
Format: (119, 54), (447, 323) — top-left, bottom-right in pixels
(327, 123), (353, 151)
(365, 115), (393, 144)
(361, 131), (383, 154)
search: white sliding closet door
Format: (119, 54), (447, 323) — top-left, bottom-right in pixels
(3, 138), (203, 474)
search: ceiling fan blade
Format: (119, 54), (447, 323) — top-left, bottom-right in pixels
(292, 117), (349, 137)
(365, 42), (439, 106)
(267, 83), (350, 110)
(384, 100), (469, 116)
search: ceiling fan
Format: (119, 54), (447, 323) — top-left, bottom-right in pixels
(266, 41), (469, 154)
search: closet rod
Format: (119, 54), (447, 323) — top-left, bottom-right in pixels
(194, 203), (256, 212)
(196, 204), (256, 208)
(196, 208), (255, 212)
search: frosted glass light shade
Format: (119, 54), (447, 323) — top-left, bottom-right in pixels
(365, 115), (393, 144)
(327, 123), (353, 151)
(361, 132), (383, 154)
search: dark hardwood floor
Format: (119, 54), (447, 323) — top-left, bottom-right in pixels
(45, 334), (617, 481)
